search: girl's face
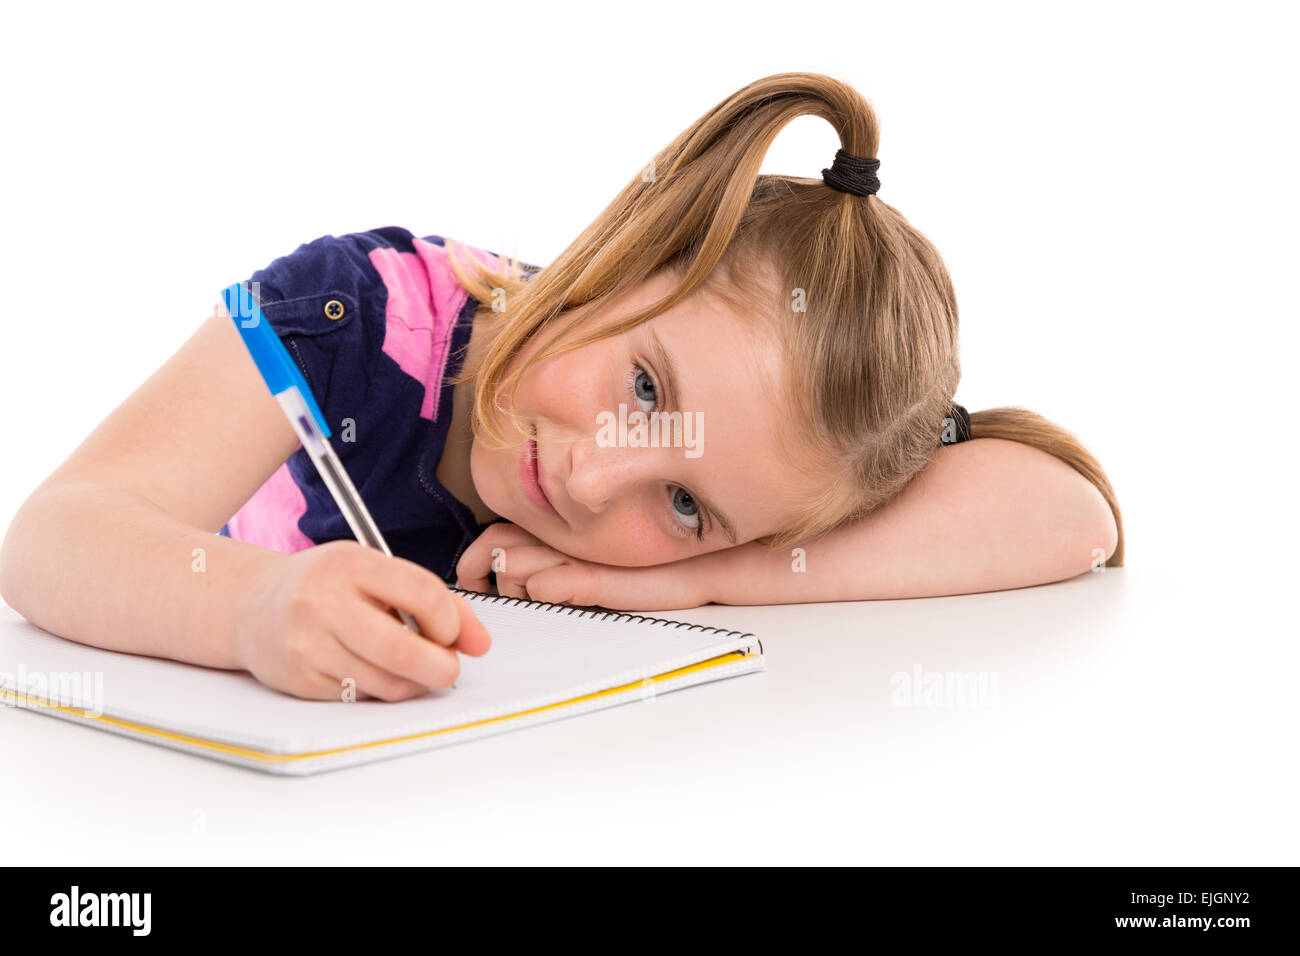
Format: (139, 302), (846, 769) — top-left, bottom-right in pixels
(469, 271), (802, 567)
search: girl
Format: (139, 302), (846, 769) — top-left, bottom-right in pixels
(0, 73), (1121, 701)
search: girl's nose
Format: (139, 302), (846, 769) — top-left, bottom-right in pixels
(565, 437), (660, 514)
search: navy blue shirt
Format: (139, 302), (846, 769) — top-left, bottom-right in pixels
(219, 226), (536, 583)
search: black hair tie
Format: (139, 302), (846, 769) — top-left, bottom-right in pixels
(941, 404), (972, 445)
(822, 148), (881, 197)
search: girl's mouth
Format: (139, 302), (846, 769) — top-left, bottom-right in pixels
(518, 423), (559, 517)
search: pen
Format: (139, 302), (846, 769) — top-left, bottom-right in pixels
(218, 282), (421, 635)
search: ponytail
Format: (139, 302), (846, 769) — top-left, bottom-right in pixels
(970, 407), (1124, 566)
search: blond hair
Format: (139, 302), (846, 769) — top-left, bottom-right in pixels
(444, 72), (1124, 566)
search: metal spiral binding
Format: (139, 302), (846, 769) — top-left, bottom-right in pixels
(448, 585), (762, 652)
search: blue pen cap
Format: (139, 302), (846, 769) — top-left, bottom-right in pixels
(220, 281), (332, 439)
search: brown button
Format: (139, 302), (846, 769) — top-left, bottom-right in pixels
(324, 299), (345, 320)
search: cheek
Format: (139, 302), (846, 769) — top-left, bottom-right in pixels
(518, 348), (608, 417)
(557, 506), (684, 567)
(469, 436), (516, 516)
(473, 438), (687, 568)
(468, 439), (498, 507)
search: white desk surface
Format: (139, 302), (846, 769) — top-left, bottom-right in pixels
(2, 564), (1294, 865)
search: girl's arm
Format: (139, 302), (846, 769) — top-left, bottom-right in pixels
(463, 437), (1118, 609)
(0, 306), (299, 667)
(708, 437), (1119, 605)
(0, 304), (486, 699)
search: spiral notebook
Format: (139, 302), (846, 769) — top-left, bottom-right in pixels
(0, 590), (764, 775)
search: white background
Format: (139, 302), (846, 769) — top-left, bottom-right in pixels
(1, 0), (1296, 864)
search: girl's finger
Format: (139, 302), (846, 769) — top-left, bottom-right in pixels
(315, 632), (432, 702)
(445, 592), (492, 656)
(332, 593), (463, 689)
(525, 561), (702, 611)
(492, 546), (570, 600)
(521, 564), (593, 607)
(358, 587), (491, 658)
(456, 522), (540, 589)
(349, 549), (474, 648)
(455, 533), (498, 593)
(292, 667), (366, 701)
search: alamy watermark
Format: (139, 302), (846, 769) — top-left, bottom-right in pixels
(595, 404), (703, 458)
(890, 665), (999, 710)
(1, 664), (105, 717)
(49, 886), (151, 936)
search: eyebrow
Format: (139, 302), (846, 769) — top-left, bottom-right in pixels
(646, 327), (739, 546)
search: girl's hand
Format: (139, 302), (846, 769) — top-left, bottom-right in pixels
(455, 522), (714, 611)
(236, 541), (491, 701)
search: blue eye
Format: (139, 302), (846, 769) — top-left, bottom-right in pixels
(626, 362), (707, 542)
(671, 486), (701, 534)
(631, 365), (657, 412)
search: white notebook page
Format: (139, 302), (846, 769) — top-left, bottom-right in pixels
(0, 592), (763, 758)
